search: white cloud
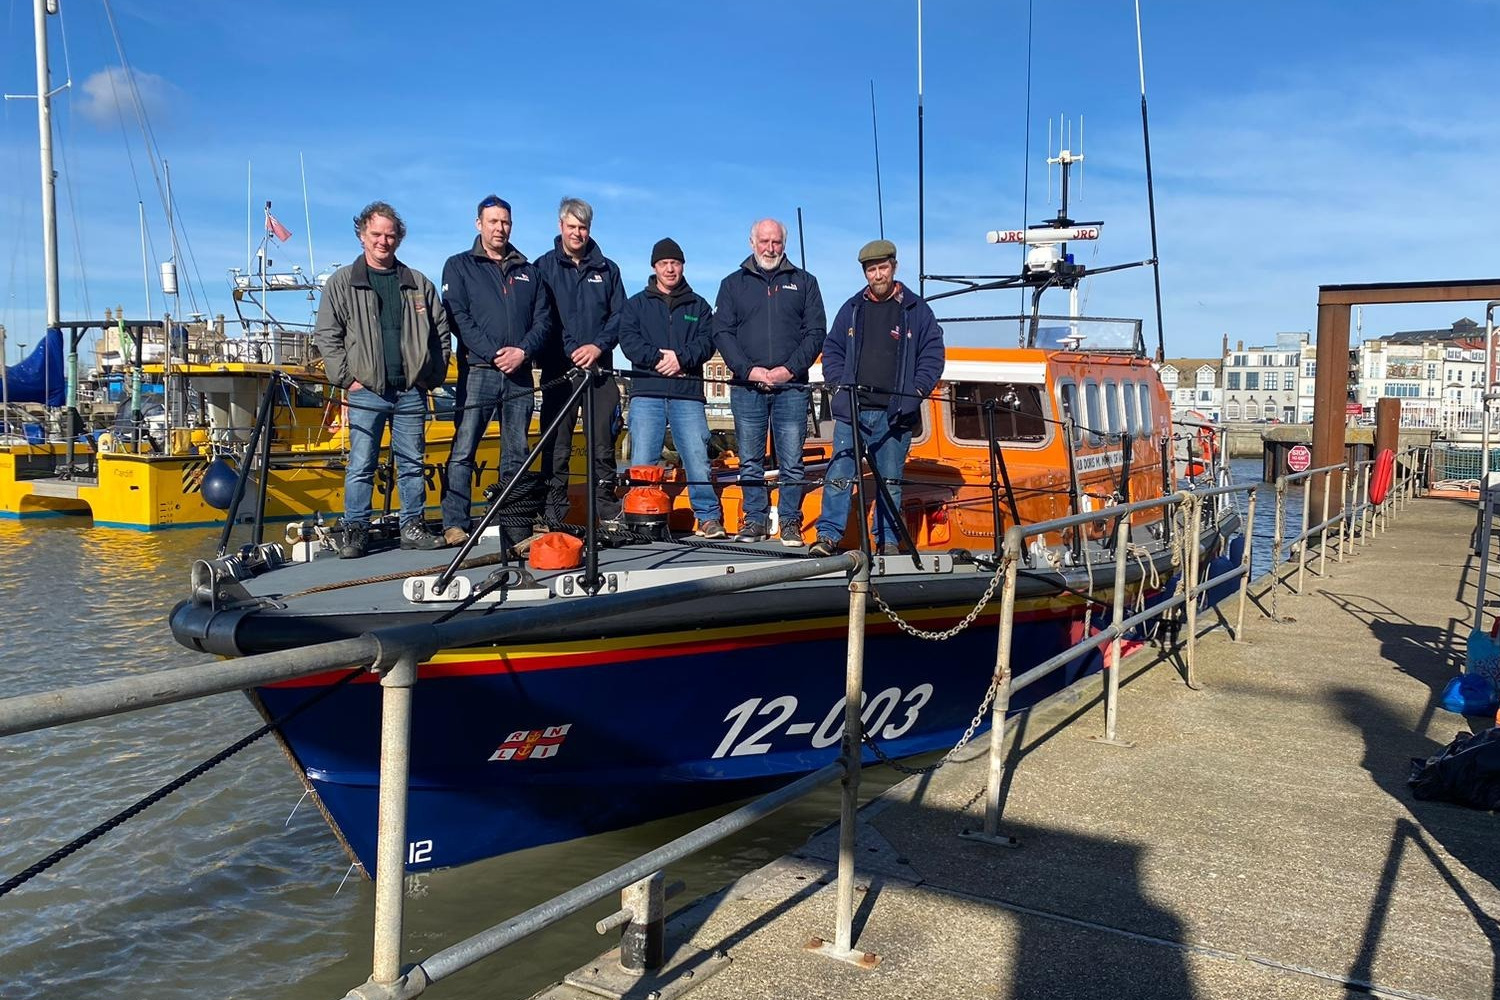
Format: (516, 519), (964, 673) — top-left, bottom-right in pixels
(74, 66), (177, 129)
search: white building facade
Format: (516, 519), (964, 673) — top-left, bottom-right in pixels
(1222, 332), (1308, 422)
(1155, 359), (1222, 422)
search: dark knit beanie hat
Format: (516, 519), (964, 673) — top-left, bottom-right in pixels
(651, 238), (685, 265)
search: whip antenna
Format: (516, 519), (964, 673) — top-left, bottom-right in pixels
(916, 0), (925, 296)
(1135, 0), (1166, 362)
(870, 81), (886, 239)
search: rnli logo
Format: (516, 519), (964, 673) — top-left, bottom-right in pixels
(513, 273), (531, 282)
(783, 283), (799, 291)
(587, 274), (604, 283)
(489, 723), (572, 761)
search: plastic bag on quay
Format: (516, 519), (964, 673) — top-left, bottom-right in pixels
(1408, 727), (1500, 810)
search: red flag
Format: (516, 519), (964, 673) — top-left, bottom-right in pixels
(266, 213), (292, 242)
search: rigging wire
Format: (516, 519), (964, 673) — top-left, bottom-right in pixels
(1019, 0), (1033, 328)
(99, 0), (211, 315)
(52, 0), (90, 317)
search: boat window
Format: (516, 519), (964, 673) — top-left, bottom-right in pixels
(949, 382), (1047, 443)
(1104, 381), (1122, 436)
(1139, 386), (1153, 436)
(1083, 380), (1103, 446)
(1057, 380), (1080, 445)
(1122, 382), (1138, 436)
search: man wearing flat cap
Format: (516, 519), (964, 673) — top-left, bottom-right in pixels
(808, 239), (945, 558)
(618, 238), (725, 537)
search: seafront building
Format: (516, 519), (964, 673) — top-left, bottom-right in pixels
(1155, 356), (1223, 422)
(1221, 332), (1308, 423)
(1354, 318), (1486, 432)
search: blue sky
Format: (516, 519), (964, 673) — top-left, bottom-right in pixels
(2, 0), (1497, 365)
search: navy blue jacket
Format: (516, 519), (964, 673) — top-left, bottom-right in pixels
(534, 236), (624, 373)
(711, 256), (826, 380)
(617, 278), (716, 400)
(821, 283), (945, 425)
(441, 238), (552, 376)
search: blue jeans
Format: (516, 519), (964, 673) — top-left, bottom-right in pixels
(629, 396), (721, 523)
(344, 385), (429, 526)
(814, 408), (912, 546)
(441, 365), (533, 531)
(730, 384), (809, 527)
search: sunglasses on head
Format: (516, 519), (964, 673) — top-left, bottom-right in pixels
(477, 195), (511, 215)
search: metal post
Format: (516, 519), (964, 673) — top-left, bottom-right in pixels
(1318, 470), (1331, 579)
(617, 872), (666, 973)
(1185, 493), (1203, 689)
(1235, 486), (1255, 640)
(1360, 464), (1371, 546)
(370, 648), (420, 989)
(1094, 517), (1132, 744)
(1296, 474), (1311, 594)
(813, 551), (879, 967)
(1338, 468), (1350, 562)
(1270, 477), (1285, 615)
(961, 540), (1020, 848)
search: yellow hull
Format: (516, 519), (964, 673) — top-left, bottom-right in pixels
(0, 424), (581, 531)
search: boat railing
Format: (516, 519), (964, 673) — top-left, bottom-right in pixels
(1263, 446), (1426, 616)
(0, 551), (869, 997)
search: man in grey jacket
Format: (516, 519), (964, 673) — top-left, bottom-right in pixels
(314, 201), (450, 558)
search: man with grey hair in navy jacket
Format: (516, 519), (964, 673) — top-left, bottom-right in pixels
(712, 218), (826, 546)
(535, 197), (626, 525)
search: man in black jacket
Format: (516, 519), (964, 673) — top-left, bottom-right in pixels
(535, 197), (625, 524)
(439, 194), (552, 547)
(712, 218), (826, 546)
(617, 238), (723, 537)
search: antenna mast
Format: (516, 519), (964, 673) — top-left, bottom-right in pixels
(870, 81), (886, 239)
(916, 0), (926, 297)
(1135, 0), (1166, 363)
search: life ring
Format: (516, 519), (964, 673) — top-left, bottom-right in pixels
(1369, 448), (1395, 505)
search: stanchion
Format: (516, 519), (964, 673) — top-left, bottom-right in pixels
(810, 551), (880, 968)
(960, 538), (1021, 849)
(1318, 471), (1331, 579)
(1296, 475), (1312, 594)
(1090, 517), (1135, 747)
(1185, 493), (1204, 690)
(1235, 487), (1256, 641)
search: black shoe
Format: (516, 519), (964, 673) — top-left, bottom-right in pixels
(779, 521), (806, 548)
(735, 521), (768, 542)
(808, 536), (839, 558)
(399, 520), (443, 551)
(339, 521), (370, 559)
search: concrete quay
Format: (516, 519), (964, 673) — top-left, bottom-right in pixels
(545, 496), (1500, 1000)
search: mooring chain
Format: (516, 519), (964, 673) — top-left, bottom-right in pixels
(0, 669), (363, 899)
(863, 668), (1002, 775)
(869, 561), (1005, 641)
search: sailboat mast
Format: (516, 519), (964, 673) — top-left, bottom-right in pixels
(34, 0), (59, 330)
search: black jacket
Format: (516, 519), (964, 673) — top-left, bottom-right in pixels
(711, 256), (826, 380)
(618, 278), (716, 400)
(440, 237), (552, 376)
(534, 236), (624, 373)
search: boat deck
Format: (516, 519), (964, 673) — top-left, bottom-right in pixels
(545, 496), (1500, 1000)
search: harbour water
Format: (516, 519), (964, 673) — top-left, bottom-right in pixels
(0, 457), (1292, 999)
